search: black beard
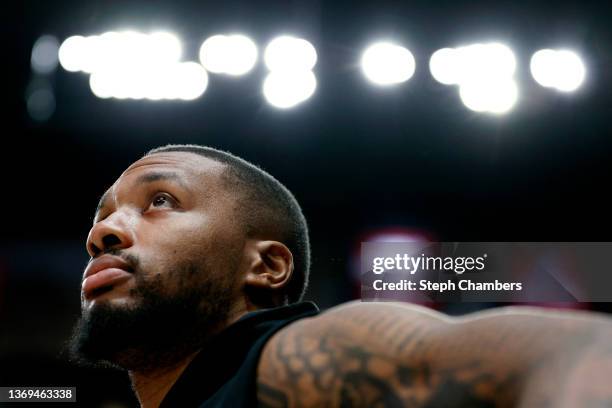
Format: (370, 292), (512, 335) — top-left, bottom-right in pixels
(67, 261), (235, 371)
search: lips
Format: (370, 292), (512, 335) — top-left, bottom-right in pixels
(82, 255), (134, 300)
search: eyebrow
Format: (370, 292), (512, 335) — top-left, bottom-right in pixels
(94, 171), (189, 218)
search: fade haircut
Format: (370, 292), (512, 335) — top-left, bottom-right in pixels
(145, 144), (310, 304)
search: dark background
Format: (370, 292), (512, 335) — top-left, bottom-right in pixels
(3, 1), (612, 406)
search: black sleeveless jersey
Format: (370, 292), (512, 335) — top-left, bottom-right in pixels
(159, 301), (320, 407)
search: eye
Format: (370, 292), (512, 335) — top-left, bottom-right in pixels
(148, 193), (176, 210)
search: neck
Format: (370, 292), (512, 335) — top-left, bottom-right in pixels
(129, 350), (199, 408)
(128, 302), (253, 408)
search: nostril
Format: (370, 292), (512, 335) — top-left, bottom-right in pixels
(90, 243), (102, 256)
(102, 234), (122, 249)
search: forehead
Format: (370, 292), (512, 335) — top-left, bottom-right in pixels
(124, 151), (224, 175)
(109, 151), (227, 195)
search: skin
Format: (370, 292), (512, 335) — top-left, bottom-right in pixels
(84, 151), (612, 408)
(258, 302), (612, 407)
(83, 152), (294, 408)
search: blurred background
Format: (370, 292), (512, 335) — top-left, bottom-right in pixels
(3, 0), (612, 406)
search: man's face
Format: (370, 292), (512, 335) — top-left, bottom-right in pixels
(70, 152), (246, 369)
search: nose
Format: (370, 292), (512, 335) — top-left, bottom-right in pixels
(86, 211), (135, 257)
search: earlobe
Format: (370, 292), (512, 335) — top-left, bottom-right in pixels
(244, 240), (293, 291)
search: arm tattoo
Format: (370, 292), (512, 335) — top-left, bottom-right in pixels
(257, 303), (612, 408)
(258, 383), (289, 408)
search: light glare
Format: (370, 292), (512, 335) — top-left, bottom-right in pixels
(530, 49), (585, 92)
(264, 36), (317, 71)
(60, 30), (211, 101)
(459, 78), (518, 114)
(26, 85), (55, 121)
(431, 43), (516, 86)
(263, 71), (317, 108)
(59, 31), (182, 74)
(31, 35), (60, 74)
(199, 34), (258, 76)
(89, 62), (208, 100)
(430, 42), (518, 114)
(58, 35), (87, 72)
(456, 43), (516, 83)
(149, 32), (182, 62)
(429, 48), (459, 85)
(361, 42), (416, 86)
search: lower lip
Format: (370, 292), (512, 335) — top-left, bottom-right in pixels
(82, 268), (133, 300)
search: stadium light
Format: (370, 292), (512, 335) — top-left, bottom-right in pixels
(59, 31), (182, 74)
(262, 70), (317, 109)
(31, 35), (60, 74)
(530, 49), (585, 92)
(264, 36), (317, 72)
(429, 48), (459, 85)
(60, 31), (212, 100)
(89, 61), (208, 100)
(459, 78), (518, 114)
(58, 35), (87, 72)
(430, 43), (515, 86)
(56, 29), (587, 109)
(262, 35), (317, 109)
(430, 42), (518, 114)
(26, 80), (56, 121)
(199, 34), (258, 76)
(361, 42), (416, 86)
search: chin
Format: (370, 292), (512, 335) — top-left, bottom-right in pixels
(84, 288), (138, 310)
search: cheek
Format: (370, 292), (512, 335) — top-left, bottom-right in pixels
(136, 214), (245, 282)
(187, 224), (245, 281)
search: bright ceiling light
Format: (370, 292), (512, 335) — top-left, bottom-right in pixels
(263, 70), (317, 108)
(89, 61), (208, 100)
(554, 50), (586, 91)
(430, 42), (518, 115)
(530, 49), (585, 92)
(149, 31), (182, 63)
(199, 34), (258, 76)
(264, 36), (317, 71)
(174, 62), (209, 100)
(26, 83), (55, 121)
(199, 35), (227, 73)
(459, 78), (518, 114)
(62, 30), (207, 102)
(58, 35), (87, 72)
(429, 48), (459, 85)
(361, 42), (416, 86)
(31, 35), (60, 74)
(59, 31), (183, 74)
(431, 43), (516, 86)
(530, 49), (557, 88)
(456, 43), (515, 83)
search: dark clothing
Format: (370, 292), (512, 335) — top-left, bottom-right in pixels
(159, 302), (320, 408)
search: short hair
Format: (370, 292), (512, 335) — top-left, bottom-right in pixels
(145, 144), (310, 304)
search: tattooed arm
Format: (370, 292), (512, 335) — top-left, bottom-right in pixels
(257, 302), (612, 408)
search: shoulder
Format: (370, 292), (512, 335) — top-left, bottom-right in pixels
(256, 302), (451, 407)
(267, 301), (452, 349)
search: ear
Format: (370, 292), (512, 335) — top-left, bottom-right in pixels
(244, 240), (294, 294)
